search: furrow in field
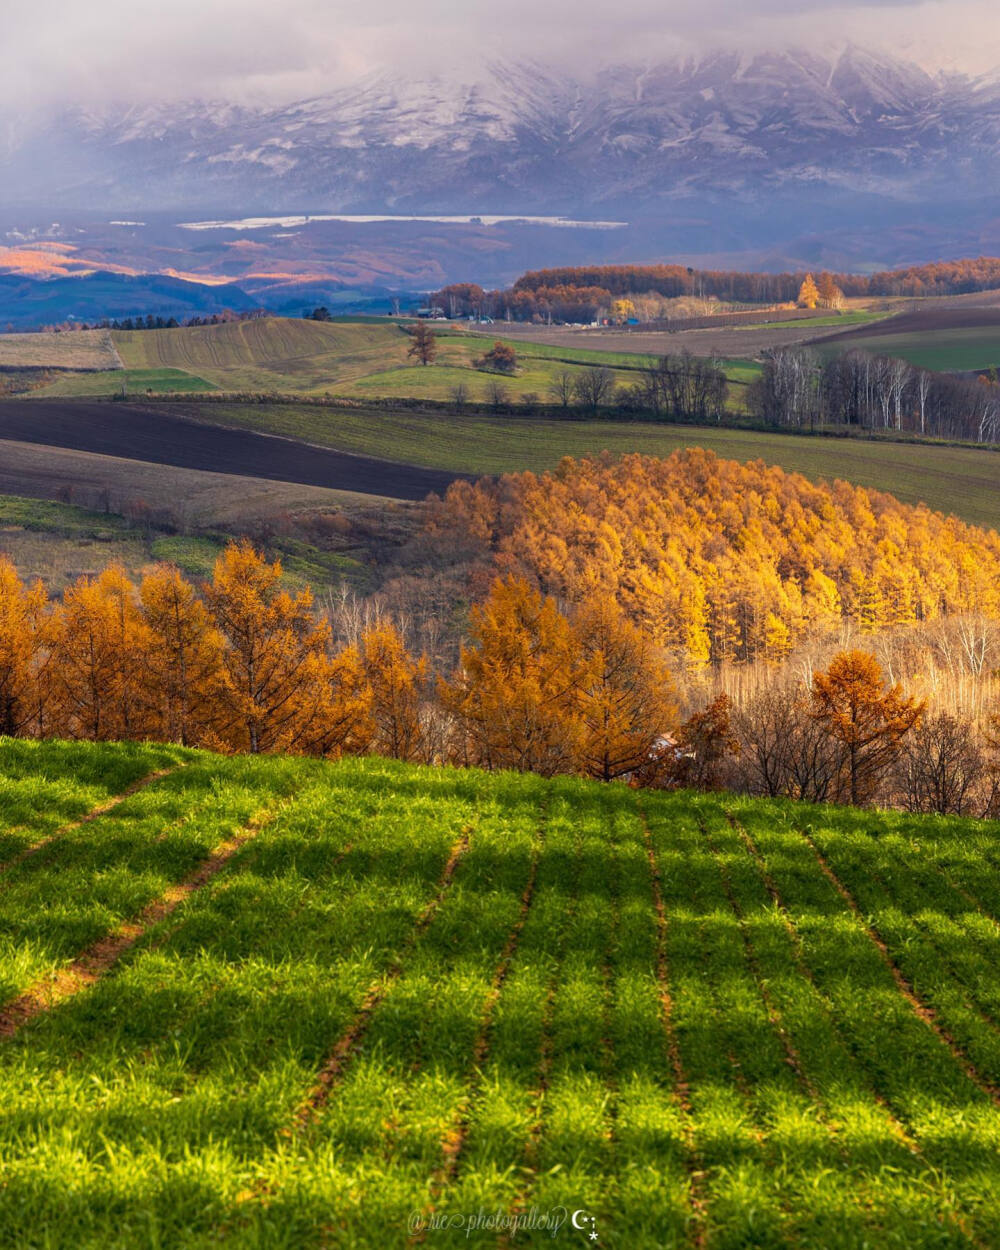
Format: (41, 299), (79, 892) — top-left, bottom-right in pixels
(639, 807), (707, 1248)
(839, 840), (1000, 1040)
(0, 799), (284, 1041)
(0, 765), (182, 879)
(729, 811), (988, 1250)
(726, 813), (922, 1154)
(291, 825), (473, 1130)
(801, 827), (1000, 1106)
(700, 819), (824, 1107)
(430, 817), (545, 1190)
(501, 832), (583, 1244)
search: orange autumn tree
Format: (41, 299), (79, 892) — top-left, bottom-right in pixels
(140, 565), (227, 747)
(811, 650), (924, 805)
(361, 620), (427, 762)
(49, 565), (154, 741)
(440, 577), (586, 776)
(571, 597), (677, 781)
(291, 642), (375, 760)
(0, 557), (48, 737)
(204, 542), (335, 754)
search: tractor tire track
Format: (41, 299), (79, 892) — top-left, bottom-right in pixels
(291, 825), (474, 1131)
(0, 765), (181, 880)
(0, 799), (283, 1041)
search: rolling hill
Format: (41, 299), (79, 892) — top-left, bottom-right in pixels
(34, 317), (654, 404)
(4, 737), (1000, 1247)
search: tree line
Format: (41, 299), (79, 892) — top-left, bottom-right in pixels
(5, 543), (981, 811)
(432, 258), (1000, 323)
(0, 546), (675, 782)
(11, 540), (999, 814)
(751, 349), (1000, 442)
(56, 309), (269, 334)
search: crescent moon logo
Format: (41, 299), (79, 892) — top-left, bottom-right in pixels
(571, 1210), (588, 1230)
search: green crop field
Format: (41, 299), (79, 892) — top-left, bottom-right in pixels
(5, 740), (1000, 1247)
(0, 495), (369, 593)
(185, 401), (1000, 528)
(818, 326), (1000, 372)
(35, 367), (218, 397)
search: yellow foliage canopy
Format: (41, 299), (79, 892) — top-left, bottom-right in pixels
(428, 450), (1000, 665)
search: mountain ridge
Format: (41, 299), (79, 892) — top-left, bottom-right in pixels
(4, 47), (1000, 216)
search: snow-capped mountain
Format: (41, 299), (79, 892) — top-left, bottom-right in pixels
(4, 48), (1000, 216)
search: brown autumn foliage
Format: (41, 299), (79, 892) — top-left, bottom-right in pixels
(7, 442), (1000, 808)
(426, 451), (1000, 667)
(407, 321), (438, 366)
(810, 649), (925, 805)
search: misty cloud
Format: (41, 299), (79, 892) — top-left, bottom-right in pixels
(4, 0), (999, 115)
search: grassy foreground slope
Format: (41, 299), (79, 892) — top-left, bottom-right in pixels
(5, 740), (1000, 1247)
(185, 401), (1000, 528)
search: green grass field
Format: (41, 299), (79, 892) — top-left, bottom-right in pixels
(0, 495), (369, 593)
(818, 326), (1000, 372)
(36, 367), (217, 397)
(185, 402), (1000, 528)
(5, 738), (1000, 1247)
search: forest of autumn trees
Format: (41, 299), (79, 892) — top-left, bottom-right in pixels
(433, 258), (1000, 323)
(6, 541), (987, 811)
(7, 451), (1000, 811)
(0, 545), (680, 785)
(426, 450), (1000, 668)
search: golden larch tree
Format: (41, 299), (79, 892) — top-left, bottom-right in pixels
(140, 564), (227, 747)
(362, 620), (428, 762)
(571, 597), (677, 781)
(440, 577), (585, 776)
(797, 274), (820, 309)
(49, 565), (153, 741)
(204, 542), (333, 754)
(811, 650), (924, 805)
(0, 556), (49, 737)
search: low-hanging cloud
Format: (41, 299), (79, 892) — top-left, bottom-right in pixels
(4, 0), (999, 116)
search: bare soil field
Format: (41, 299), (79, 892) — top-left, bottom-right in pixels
(812, 306), (1000, 346)
(0, 330), (121, 371)
(0, 439), (381, 526)
(490, 319), (862, 359)
(0, 400), (468, 501)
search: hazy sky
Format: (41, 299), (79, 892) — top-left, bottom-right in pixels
(5, 0), (1000, 111)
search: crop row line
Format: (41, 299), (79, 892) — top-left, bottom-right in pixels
(291, 824), (475, 1134)
(800, 826), (1000, 1108)
(0, 765), (182, 881)
(433, 815), (547, 1198)
(724, 813), (924, 1159)
(639, 806), (707, 1249)
(729, 811), (991, 1249)
(0, 795), (282, 1042)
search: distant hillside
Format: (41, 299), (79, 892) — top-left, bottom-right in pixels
(0, 271), (257, 330)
